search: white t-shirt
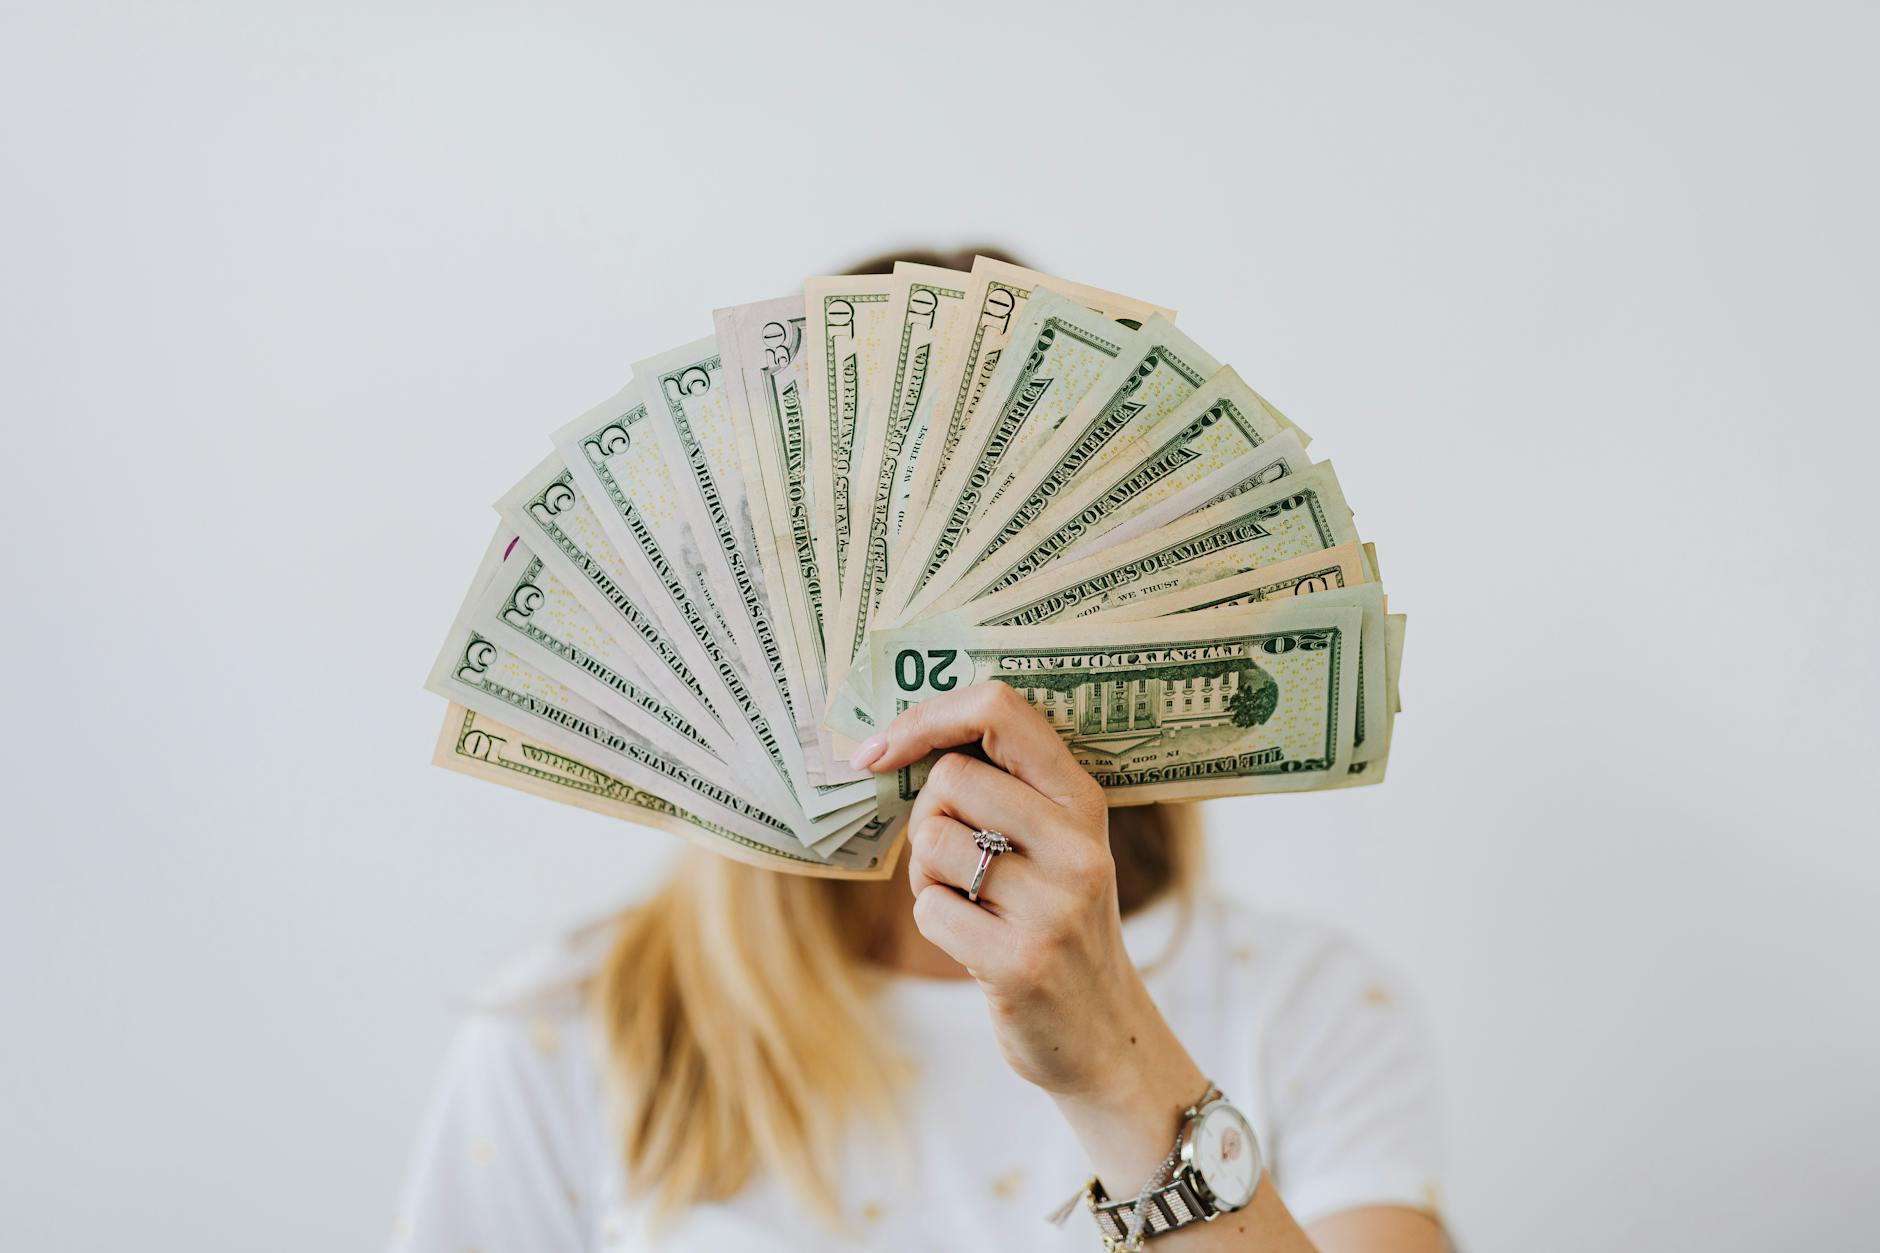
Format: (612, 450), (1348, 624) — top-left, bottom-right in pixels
(390, 895), (1442, 1251)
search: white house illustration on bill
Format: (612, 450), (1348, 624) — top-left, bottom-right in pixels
(1003, 659), (1279, 757)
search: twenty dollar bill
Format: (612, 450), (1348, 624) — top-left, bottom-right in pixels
(869, 599), (1363, 829)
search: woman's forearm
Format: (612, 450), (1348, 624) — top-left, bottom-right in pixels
(1048, 996), (1318, 1251)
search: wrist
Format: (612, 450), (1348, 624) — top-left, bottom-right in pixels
(1050, 1018), (1208, 1191)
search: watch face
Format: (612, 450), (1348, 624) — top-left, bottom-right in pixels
(1190, 1103), (1260, 1210)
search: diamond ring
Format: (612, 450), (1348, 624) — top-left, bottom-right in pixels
(968, 829), (1014, 903)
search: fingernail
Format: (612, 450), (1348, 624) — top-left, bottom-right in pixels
(849, 733), (889, 771)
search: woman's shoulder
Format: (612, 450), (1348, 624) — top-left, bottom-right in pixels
(1176, 896), (1444, 1223)
(417, 909), (625, 1123)
(392, 915), (625, 1250)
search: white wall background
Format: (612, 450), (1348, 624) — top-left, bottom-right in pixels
(2, 2), (1874, 1249)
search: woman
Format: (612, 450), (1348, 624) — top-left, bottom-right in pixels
(392, 683), (1448, 1251)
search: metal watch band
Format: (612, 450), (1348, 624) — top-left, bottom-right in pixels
(1089, 1175), (1213, 1242)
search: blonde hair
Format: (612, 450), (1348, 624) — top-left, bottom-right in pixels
(591, 803), (1203, 1225)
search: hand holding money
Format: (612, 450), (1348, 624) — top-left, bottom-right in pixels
(428, 255), (1405, 877)
(858, 680), (1208, 1106)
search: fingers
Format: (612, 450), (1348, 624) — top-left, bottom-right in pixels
(908, 749), (1053, 835)
(910, 882), (1006, 975)
(908, 751), (1089, 872)
(862, 681), (1102, 811)
(907, 813), (1035, 908)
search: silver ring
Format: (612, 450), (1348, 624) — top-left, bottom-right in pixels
(967, 829), (1014, 902)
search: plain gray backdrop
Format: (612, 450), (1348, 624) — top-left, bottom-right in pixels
(2, 2), (1875, 1249)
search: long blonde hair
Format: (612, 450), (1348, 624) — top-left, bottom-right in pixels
(591, 804), (1202, 1224)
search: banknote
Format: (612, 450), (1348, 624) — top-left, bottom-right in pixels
(883, 290), (1144, 626)
(877, 263), (975, 544)
(428, 617), (810, 853)
(1114, 582), (1386, 765)
(456, 525), (893, 851)
(900, 315), (1223, 624)
(892, 257), (1176, 571)
(827, 302), (1240, 737)
(1090, 542), (1371, 621)
(616, 342), (838, 793)
(713, 300), (828, 700)
(714, 297), (865, 785)
(869, 599), (1364, 829)
(1387, 614), (1405, 713)
(822, 291), (1143, 740)
(496, 452), (730, 744)
(431, 702), (894, 876)
(925, 368), (1300, 611)
(1081, 430), (1310, 557)
(953, 461), (1360, 628)
(1072, 527), (1386, 763)
(497, 453), (840, 839)
(456, 526), (878, 855)
(464, 526), (734, 770)
(973, 315), (1223, 526)
(822, 430), (1329, 743)
(819, 426), (1311, 745)
(826, 265), (972, 735)
(629, 338), (873, 814)
(1067, 519), (1391, 760)
(802, 275), (897, 605)
(1329, 613), (1405, 788)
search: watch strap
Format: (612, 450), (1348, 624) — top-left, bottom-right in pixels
(1089, 1175), (1213, 1243)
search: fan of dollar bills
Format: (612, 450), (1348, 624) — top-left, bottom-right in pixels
(427, 257), (1403, 878)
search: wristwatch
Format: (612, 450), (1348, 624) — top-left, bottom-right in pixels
(1088, 1093), (1263, 1244)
